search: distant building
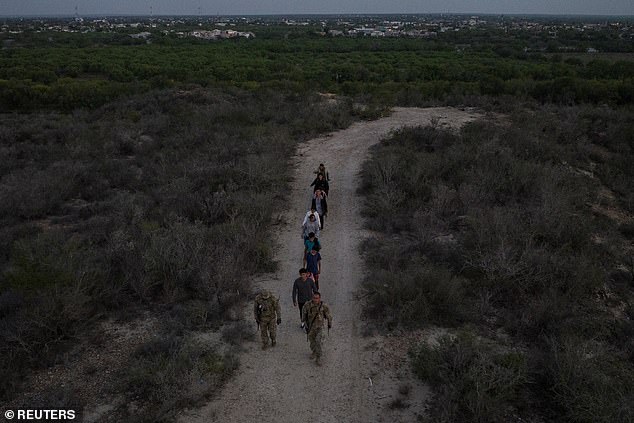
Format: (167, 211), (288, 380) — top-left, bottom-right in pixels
(354, 27), (374, 36)
(190, 29), (254, 40)
(130, 32), (151, 39)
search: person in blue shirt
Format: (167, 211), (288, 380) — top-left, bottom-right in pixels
(304, 232), (321, 257)
(303, 245), (322, 290)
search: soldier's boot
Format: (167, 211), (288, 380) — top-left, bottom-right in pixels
(315, 356), (322, 366)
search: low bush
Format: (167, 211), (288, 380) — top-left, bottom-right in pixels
(222, 321), (255, 345)
(362, 261), (469, 328)
(411, 332), (529, 423)
(619, 222), (634, 240)
(359, 102), (634, 420)
(0, 87), (355, 409)
(118, 335), (239, 422)
(540, 336), (634, 423)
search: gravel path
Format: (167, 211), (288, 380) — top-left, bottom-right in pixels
(179, 107), (481, 423)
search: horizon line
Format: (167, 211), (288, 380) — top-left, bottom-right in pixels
(1, 12), (634, 19)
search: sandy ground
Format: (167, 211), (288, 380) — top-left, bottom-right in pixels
(178, 107), (481, 423)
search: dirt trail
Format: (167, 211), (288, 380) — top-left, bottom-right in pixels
(179, 107), (481, 423)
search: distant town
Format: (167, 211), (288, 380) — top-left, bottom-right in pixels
(2, 14), (633, 46)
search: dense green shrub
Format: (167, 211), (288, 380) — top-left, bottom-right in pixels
(1, 36), (632, 112)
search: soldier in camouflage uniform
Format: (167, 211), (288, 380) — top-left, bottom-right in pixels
(301, 292), (332, 366)
(254, 290), (281, 350)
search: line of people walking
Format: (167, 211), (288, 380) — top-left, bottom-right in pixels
(254, 163), (333, 367)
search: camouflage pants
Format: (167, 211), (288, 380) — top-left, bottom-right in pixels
(308, 327), (323, 357)
(260, 319), (276, 346)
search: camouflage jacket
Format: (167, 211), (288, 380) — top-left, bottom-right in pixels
(254, 293), (281, 322)
(301, 301), (332, 329)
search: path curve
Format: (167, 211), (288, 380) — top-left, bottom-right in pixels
(179, 107), (481, 423)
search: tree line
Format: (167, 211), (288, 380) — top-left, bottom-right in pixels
(1, 35), (632, 112)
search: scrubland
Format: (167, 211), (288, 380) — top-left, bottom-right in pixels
(359, 104), (634, 422)
(0, 87), (355, 419)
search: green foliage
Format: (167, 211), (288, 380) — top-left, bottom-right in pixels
(1, 35), (633, 112)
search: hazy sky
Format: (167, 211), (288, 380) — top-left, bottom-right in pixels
(1, 0), (632, 17)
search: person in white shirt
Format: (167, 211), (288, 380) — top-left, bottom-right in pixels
(301, 214), (320, 240)
(302, 207), (321, 227)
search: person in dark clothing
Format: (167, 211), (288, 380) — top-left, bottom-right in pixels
(314, 163), (330, 181)
(311, 189), (328, 229)
(310, 173), (329, 195)
(292, 268), (318, 328)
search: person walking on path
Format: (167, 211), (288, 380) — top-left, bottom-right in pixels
(303, 232), (321, 257)
(292, 268), (319, 328)
(314, 163), (330, 181)
(311, 189), (328, 230)
(254, 290), (281, 350)
(301, 213), (320, 240)
(310, 172), (329, 195)
(303, 245), (322, 290)
(301, 292), (333, 366)
(302, 207), (321, 228)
